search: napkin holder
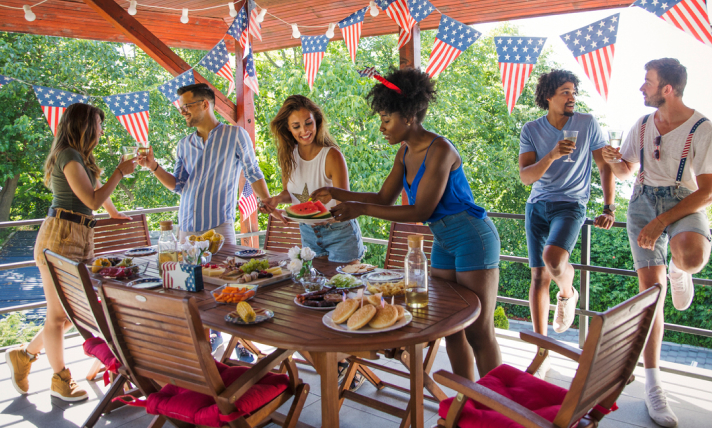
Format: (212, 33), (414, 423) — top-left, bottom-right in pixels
(161, 262), (204, 292)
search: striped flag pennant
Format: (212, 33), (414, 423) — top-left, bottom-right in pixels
(244, 52), (259, 94)
(634, 0), (712, 47)
(32, 86), (89, 136)
(376, 0), (416, 49)
(227, 5), (250, 57)
(561, 14), (619, 101)
(301, 35), (329, 89)
(103, 91), (150, 145)
(199, 39), (235, 95)
(358, 67), (378, 78)
(0, 74), (13, 90)
(495, 36), (547, 114)
(248, 0), (262, 41)
(158, 70), (195, 109)
(425, 15), (482, 79)
(238, 181), (258, 219)
(407, 0), (435, 22)
(338, 7), (368, 63)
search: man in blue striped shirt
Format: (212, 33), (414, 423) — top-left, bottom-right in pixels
(139, 83), (277, 245)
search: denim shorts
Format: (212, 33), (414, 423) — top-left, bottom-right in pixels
(428, 211), (500, 272)
(627, 185), (711, 271)
(299, 219), (366, 263)
(525, 201), (587, 268)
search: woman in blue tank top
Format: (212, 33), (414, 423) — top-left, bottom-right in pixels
(311, 68), (501, 380)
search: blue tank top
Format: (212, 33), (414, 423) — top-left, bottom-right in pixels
(402, 136), (487, 223)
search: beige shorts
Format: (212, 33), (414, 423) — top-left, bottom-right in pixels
(34, 210), (95, 267)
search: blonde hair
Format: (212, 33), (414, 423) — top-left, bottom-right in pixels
(270, 95), (338, 181)
(44, 103), (104, 188)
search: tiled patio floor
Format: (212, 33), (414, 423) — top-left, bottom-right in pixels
(2, 331), (711, 428)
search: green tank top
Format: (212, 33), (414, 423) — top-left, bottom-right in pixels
(49, 149), (96, 216)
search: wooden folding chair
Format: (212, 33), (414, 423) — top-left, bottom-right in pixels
(434, 284), (663, 428)
(93, 214), (151, 255)
(44, 250), (137, 428)
(383, 222), (434, 269)
(263, 214), (302, 253)
(98, 283), (309, 428)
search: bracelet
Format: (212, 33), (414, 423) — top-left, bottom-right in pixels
(118, 169), (124, 178)
(152, 163), (160, 172)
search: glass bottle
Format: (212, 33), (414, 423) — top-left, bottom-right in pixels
(157, 220), (178, 276)
(404, 235), (429, 308)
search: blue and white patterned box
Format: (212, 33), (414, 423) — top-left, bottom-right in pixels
(161, 262), (204, 292)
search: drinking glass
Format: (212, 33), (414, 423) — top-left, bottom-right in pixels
(120, 146), (137, 178)
(136, 144), (151, 171)
(608, 130), (623, 163)
(562, 130), (578, 163)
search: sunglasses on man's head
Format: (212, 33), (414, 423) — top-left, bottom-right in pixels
(654, 136), (661, 161)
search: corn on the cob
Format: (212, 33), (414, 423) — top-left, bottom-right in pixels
(236, 301), (256, 323)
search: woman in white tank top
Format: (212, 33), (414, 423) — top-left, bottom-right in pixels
(261, 95), (365, 264)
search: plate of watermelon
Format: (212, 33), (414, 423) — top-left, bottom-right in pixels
(283, 201), (333, 224)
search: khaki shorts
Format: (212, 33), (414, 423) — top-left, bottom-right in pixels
(34, 211), (95, 267)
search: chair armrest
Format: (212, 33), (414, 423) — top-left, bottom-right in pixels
(219, 348), (294, 405)
(520, 331), (582, 362)
(434, 370), (554, 428)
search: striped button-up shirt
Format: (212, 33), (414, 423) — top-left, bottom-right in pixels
(173, 123), (264, 232)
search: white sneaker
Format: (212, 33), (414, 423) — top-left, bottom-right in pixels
(553, 288), (578, 333)
(669, 259), (694, 311)
(533, 356), (550, 380)
(645, 386), (678, 427)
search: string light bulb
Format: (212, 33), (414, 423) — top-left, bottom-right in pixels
(180, 8), (189, 24)
(291, 24), (300, 38)
(369, 1), (379, 17)
(128, 0), (137, 16)
(228, 3), (237, 18)
(256, 8), (267, 23)
(326, 23), (336, 39)
(23, 5), (36, 22)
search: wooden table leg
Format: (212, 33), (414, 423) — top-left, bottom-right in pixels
(311, 351), (340, 428)
(408, 343), (425, 428)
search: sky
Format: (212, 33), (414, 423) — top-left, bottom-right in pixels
(476, 6), (712, 133)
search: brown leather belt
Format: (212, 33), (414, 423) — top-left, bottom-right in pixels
(48, 208), (97, 228)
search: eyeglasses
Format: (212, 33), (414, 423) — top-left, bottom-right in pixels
(178, 99), (205, 113)
(654, 136), (661, 161)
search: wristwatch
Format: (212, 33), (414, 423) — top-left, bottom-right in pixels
(603, 204), (616, 214)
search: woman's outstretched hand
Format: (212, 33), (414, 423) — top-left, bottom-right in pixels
(329, 201), (363, 222)
(117, 157), (137, 177)
(309, 187), (334, 204)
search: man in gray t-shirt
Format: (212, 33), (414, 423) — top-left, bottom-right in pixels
(519, 70), (615, 378)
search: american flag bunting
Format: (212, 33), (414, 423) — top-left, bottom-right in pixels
(561, 14), (619, 101)
(495, 36), (547, 113)
(634, 0), (712, 47)
(32, 86), (89, 136)
(200, 39), (235, 95)
(338, 7), (368, 63)
(0, 75), (12, 90)
(425, 15), (482, 79)
(227, 5), (250, 57)
(158, 70), (195, 109)
(301, 35), (329, 89)
(376, 0), (416, 49)
(244, 52), (259, 94)
(248, 0), (262, 41)
(238, 182), (258, 219)
(407, 0), (435, 22)
(103, 91), (151, 145)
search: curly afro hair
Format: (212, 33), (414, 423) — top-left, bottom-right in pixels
(534, 69), (580, 110)
(366, 67), (436, 123)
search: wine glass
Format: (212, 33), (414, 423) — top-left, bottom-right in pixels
(136, 143), (151, 171)
(562, 130), (578, 163)
(607, 130), (623, 163)
(120, 146), (137, 178)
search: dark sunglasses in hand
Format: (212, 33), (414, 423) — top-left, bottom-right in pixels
(654, 136), (661, 161)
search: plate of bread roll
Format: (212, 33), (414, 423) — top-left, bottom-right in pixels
(322, 293), (412, 334)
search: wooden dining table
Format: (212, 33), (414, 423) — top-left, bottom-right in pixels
(100, 242), (481, 428)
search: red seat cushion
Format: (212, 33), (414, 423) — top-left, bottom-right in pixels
(438, 364), (568, 428)
(83, 337), (122, 386)
(144, 360), (289, 427)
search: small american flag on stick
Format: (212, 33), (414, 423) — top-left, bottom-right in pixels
(495, 36), (546, 113)
(158, 70), (195, 110)
(425, 15), (482, 79)
(301, 35), (329, 89)
(238, 182), (258, 219)
(32, 86), (89, 136)
(339, 7), (368, 63)
(200, 39), (235, 96)
(561, 14), (619, 101)
(634, 0), (712, 47)
(103, 91), (151, 145)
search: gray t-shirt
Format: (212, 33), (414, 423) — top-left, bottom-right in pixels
(50, 148), (96, 216)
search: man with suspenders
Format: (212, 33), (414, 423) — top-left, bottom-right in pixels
(604, 58), (712, 427)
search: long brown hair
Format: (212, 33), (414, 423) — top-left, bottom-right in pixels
(43, 103), (104, 188)
(270, 95), (338, 181)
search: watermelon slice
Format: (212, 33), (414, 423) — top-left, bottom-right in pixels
(313, 211), (332, 219)
(285, 201), (320, 218)
(313, 200), (328, 214)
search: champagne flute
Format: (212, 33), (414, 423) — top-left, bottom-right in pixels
(608, 130), (623, 163)
(120, 146), (137, 178)
(137, 143), (151, 171)
(562, 130), (578, 163)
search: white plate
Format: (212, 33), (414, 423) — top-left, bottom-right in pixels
(293, 296), (339, 310)
(283, 214), (333, 225)
(235, 249), (266, 258)
(335, 265), (377, 276)
(127, 277), (163, 289)
(322, 308), (412, 334)
(365, 270), (404, 282)
(225, 308), (274, 325)
(124, 247), (157, 257)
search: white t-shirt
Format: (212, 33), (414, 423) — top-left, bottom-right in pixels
(620, 110), (712, 191)
(286, 146), (337, 209)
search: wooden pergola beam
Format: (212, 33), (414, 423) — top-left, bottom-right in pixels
(82, 0), (238, 124)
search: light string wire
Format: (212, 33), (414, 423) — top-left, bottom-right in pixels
(0, 0), (48, 10)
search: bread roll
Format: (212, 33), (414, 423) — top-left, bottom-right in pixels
(347, 304), (377, 330)
(366, 293), (383, 306)
(331, 299), (360, 324)
(368, 304), (398, 329)
(394, 304), (405, 320)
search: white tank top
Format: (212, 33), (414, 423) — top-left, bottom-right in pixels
(287, 146), (337, 209)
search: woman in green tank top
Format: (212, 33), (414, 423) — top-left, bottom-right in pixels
(5, 103), (136, 401)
